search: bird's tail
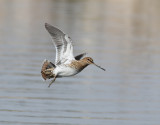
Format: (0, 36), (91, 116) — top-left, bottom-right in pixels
(41, 59), (56, 80)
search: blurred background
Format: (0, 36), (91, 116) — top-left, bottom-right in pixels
(0, 0), (160, 125)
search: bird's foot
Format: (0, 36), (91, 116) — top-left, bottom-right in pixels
(48, 75), (56, 88)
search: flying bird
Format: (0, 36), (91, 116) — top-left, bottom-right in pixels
(41, 23), (105, 87)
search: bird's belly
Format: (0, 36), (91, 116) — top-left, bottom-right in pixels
(55, 66), (78, 77)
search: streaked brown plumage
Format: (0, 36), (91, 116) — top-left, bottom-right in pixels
(41, 23), (105, 87)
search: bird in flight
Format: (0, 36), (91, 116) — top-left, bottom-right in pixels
(41, 23), (105, 87)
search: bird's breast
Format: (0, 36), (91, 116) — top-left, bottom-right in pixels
(53, 60), (88, 77)
(54, 65), (79, 77)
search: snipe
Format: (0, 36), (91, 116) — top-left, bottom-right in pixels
(41, 23), (105, 87)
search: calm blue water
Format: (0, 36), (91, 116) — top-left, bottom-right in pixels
(0, 0), (160, 125)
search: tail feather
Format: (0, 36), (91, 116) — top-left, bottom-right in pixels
(41, 60), (55, 80)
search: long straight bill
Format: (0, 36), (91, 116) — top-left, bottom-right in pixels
(93, 63), (106, 71)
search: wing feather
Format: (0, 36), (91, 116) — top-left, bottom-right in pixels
(75, 53), (87, 60)
(45, 23), (75, 65)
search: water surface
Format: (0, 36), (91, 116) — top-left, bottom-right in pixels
(0, 0), (160, 125)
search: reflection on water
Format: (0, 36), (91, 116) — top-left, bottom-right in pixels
(0, 0), (160, 125)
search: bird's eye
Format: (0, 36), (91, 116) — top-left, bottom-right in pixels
(88, 59), (91, 62)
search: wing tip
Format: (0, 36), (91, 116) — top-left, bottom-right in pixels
(44, 23), (64, 35)
(45, 23), (51, 30)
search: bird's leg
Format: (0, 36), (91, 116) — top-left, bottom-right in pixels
(48, 75), (56, 88)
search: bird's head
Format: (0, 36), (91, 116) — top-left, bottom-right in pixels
(82, 57), (105, 71)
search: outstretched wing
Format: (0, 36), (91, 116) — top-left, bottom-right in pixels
(75, 53), (87, 60)
(45, 23), (75, 65)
